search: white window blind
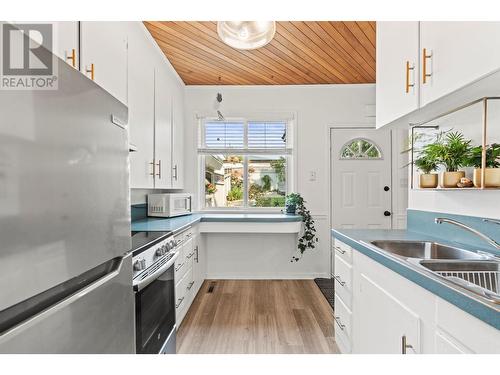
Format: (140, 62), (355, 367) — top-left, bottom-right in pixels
(199, 119), (292, 154)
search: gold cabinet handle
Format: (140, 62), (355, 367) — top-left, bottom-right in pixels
(405, 61), (415, 93)
(66, 48), (76, 68)
(86, 63), (95, 81)
(156, 160), (161, 178)
(422, 48), (432, 84)
(401, 335), (414, 354)
(149, 161), (155, 176)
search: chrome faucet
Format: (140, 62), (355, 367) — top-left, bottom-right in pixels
(435, 217), (500, 250)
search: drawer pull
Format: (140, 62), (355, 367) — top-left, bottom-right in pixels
(175, 262), (184, 272)
(175, 297), (184, 309)
(334, 316), (345, 331)
(334, 275), (346, 287)
(187, 281), (195, 290)
(186, 252), (194, 259)
(334, 246), (346, 255)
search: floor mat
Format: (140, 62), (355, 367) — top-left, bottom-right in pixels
(314, 278), (334, 309)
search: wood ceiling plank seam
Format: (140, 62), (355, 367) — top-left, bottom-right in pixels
(278, 22), (348, 83)
(340, 21), (376, 60)
(278, 22), (351, 83)
(319, 22), (375, 78)
(170, 62), (241, 85)
(356, 21), (376, 48)
(310, 21), (375, 82)
(188, 21), (318, 85)
(301, 21), (370, 83)
(292, 21), (365, 83)
(272, 30), (341, 83)
(147, 22), (278, 84)
(153, 35), (274, 85)
(165, 22), (291, 85)
(334, 22), (374, 70)
(177, 21), (304, 85)
(269, 38), (334, 83)
(162, 49), (258, 85)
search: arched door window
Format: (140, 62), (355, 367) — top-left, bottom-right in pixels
(340, 138), (382, 160)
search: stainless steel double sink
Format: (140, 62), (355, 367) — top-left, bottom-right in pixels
(366, 240), (500, 305)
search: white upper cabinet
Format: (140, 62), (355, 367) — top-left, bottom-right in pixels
(171, 88), (184, 189)
(128, 23), (155, 189)
(154, 68), (173, 188)
(80, 22), (128, 105)
(419, 22), (500, 106)
(51, 22), (79, 69)
(376, 22), (419, 129)
(377, 21), (500, 128)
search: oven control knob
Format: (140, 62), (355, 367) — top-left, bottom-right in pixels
(165, 243), (171, 251)
(133, 258), (146, 271)
(171, 240), (176, 248)
(155, 247), (164, 257)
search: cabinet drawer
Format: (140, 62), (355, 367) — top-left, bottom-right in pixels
(175, 271), (188, 311)
(334, 294), (352, 352)
(334, 254), (353, 308)
(333, 239), (352, 264)
(174, 246), (187, 282)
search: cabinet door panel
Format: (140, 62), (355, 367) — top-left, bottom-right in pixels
(171, 90), (184, 188)
(154, 68), (173, 188)
(420, 21), (500, 106)
(80, 22), (128, 104)
(356, 273), (420, 354)
(52, 22), (79, 69)
(376, 21), (419, 128)
(128, 23), (155, 188)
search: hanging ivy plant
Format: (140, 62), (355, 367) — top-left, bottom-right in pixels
(286, 193), (318, 262)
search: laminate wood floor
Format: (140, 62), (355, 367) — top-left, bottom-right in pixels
(177, 280), (340, 354)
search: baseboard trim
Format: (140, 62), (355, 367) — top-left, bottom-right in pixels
(205, 272), (330, 280)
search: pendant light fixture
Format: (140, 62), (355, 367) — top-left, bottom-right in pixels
(217, 21), (276, 50)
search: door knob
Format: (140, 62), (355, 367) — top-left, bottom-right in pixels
(384, 186), (390, 191)
(384, 211), (391, 217)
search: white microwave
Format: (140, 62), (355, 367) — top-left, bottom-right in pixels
(147, 193), (193, 218)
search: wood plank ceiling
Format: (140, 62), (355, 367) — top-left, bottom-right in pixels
(144, 21), (376, 85)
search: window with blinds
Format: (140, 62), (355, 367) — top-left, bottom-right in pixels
(199, 117), (294, 210)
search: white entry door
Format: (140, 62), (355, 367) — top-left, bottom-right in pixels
(331, 128), (392, 229)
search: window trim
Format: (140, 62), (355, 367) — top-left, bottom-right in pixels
(197, 115), (296, 212)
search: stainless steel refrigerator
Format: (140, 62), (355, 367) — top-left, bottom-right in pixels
(0, 40), (135, 353)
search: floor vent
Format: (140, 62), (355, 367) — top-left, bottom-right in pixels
(207, 282), (216, 294)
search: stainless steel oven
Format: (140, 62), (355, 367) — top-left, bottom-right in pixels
(132, 232), (179, 354)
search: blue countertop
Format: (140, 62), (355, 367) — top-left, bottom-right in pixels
(331, 228), (500, 330)
(132, 213), (302, 234)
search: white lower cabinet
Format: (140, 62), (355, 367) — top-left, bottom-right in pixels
(334, 239), (500, 354)
(174, 225), (206, 328)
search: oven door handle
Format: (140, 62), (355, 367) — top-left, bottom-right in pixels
(133, 252), (179, 292)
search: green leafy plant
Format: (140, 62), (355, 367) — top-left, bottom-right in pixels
(465, 144), (500, 169)
(270, 157), (286, 183)
(261, 175), (272, 191)
(286, 193), (317, 262)
(436, 131), (472, 172)
(255, 196), (285, 207)
(205, 183), (217, 195)
(226, 186), (243, 201)
(414, 155), (438, 174)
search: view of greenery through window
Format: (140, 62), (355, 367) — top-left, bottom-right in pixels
(205, 155), (287, 208)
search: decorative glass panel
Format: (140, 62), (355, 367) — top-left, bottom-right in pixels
(340, 138), (382, 160)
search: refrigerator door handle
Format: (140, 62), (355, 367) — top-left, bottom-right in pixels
(0, 256), (126, 337)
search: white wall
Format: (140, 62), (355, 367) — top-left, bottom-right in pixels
(184, 84), (384, 278)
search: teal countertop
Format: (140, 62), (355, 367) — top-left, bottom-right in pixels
(132, 213), (302, 234)
(331, 228), (500, 330)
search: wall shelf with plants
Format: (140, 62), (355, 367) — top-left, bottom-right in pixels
(410, 97), (500, 190)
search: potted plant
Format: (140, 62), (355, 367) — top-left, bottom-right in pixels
(414, 153), (439, 188)
(285, 193), (318, 262)
(466, 143), (500, 187)
(285, 192), (300, 214)
(435, 132), (472, 188)
(205, 182), (217, 195)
